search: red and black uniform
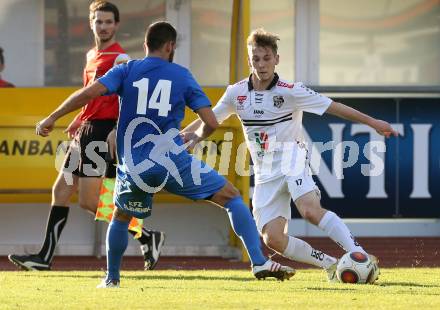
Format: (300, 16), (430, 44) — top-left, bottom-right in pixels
(64, 42), (127, 177)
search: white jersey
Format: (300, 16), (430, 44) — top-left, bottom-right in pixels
(213, 74), (332, 184)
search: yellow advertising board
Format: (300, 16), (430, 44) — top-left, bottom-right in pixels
(0, 127), (68, 199)
(0, 88), (247, 204)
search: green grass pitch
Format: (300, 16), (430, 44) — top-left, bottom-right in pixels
(1, 268), (439, 309)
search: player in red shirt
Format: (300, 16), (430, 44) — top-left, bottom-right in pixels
(8, 1), (164, 271)
(0, 47), (15, 88)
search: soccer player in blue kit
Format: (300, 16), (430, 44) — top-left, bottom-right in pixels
(36, 21), (295, 288)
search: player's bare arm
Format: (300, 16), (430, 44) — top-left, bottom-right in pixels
(180, 118), (202, 145)
(106, 128), (117, 160)
(36, 81), (108, 137)
(181, 109), (217, 150)
(326, 101), (398, 138)
(64, 113), (83, 139)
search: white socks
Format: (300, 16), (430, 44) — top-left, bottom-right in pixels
(280, 211), (365, 269)
(282, 236), (337, 269)
(318, 211), (365, 253)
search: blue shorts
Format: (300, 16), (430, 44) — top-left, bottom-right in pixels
(114, 154), (226, 219)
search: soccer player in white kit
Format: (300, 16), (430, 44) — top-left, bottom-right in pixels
(182, 29), (398, 282)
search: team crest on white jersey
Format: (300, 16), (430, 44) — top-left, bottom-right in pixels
(273, 95), (284, 108)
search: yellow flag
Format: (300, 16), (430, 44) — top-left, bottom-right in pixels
(96, 178), (143, 239)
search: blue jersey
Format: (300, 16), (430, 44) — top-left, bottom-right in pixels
(99, 57), (210, 171)
(98, 57), (225, 218)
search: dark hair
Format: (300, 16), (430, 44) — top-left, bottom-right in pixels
(89, 1), (120, 23)
(0, 47), (4, 65)
(145, 21), (177, 52)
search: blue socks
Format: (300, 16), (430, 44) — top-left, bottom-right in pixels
(224, 196), (267, 266)
(106, 218), (129, 281)
(105, 197), (267, 279)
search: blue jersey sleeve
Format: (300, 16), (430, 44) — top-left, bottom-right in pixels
(183, 69), (211, 111)
(98, 63), (127, 95)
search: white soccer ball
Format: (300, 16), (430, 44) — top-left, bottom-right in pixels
(336, 252), (376, 284)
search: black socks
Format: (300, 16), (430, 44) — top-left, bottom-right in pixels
(129, 227), (151, 245)
(37, 205), (70, 263)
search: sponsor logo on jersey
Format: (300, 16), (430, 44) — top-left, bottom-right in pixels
(254, 93), (264, 105)
(273, 95), (284, 108)
(253, 109), (264, 118)
(237, 96), (247, 104)
(236, 96), (247, 110)
(277, 81), (294, 88)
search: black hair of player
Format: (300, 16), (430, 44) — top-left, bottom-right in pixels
(145, 21), (177, 52)
(89, 0), (120, 23)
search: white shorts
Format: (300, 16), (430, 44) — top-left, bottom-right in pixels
(252, 169), (319, 234)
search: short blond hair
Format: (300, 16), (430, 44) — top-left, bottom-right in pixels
(247, 28), (280, 54)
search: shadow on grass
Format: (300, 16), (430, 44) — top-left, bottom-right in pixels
(306, 287), (356, 292)
(378, 281), (440, 288)
(18, 273), (103, 279)
(125, 274), (255, 282)
(18, 273), (256, 282)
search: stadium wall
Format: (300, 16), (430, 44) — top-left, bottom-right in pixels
(0, 0), (44, 87)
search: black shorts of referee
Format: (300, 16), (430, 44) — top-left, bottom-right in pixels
(63, 119), (116, 178)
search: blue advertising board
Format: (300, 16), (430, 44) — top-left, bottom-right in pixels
(294, 96), (440, 218)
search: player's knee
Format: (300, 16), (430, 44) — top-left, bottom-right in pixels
(303, 206), (326, 225)
(222, 182), (240, 200)
(113, 207), (132, 222)
(52, 182), (63, 197)
(79, 202), (97, 213)
(302, 208), (315, 223)
(262, 225), (284, 252)
(300, 208), (316, 225)
(296, 193), (324, 225)
(52, 187), (71, 206)
(262, 232), (283, 252)
(211, 182), (241, 206)
(52, 178), (76, 205)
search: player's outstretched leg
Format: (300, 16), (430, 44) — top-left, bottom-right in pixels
(210, 183), (295, 281)
(262, 217), (339, 282)
(318, 211), (366, 252)
(97, 209), (130, 288)
(295, 191), (366, 253)
(317, 210), (382, 282)
(129, 228), (166, 270)
(284, 236), (339, 282)
(294, 191), (381, 281)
